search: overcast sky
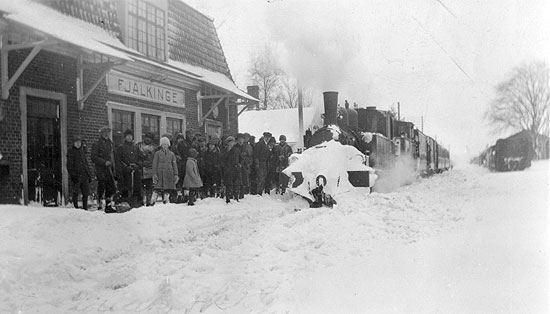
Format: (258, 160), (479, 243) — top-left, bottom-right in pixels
(186, 0), (549, 162)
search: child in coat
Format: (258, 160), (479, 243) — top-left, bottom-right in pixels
(152, 137), (179, 204)
(183, 148), (203, 206)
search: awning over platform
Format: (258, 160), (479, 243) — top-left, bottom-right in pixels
(0, 0), (132, 61)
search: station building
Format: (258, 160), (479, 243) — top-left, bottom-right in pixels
(0, 0), (257, 204)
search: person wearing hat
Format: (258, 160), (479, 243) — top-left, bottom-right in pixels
(273, 134), (293, 194)
(182, 148), (203, 206)
(202, 138), (222, 198)
(115, 129), (142, 207)
(67, 135), (92, 210)
(253, 131), (273, 195)
(173, 132), (189, 197)
(246, 134), (258, 194)
(236, 133), (253, 198)
(209, 133), (221, 148)
(152, 137), (178, 204)
(265, 136), (278, 194)
(91, 126), (117, 213)
(221, 136), (242, 203)
(137, 131), (157, 206)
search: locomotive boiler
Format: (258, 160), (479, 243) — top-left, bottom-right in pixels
(283, 92), (376, 207)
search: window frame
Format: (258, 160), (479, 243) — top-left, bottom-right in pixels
(126, 0), (166, 61)
(107, 102), (186, 143)
(204, 118), (223, 138)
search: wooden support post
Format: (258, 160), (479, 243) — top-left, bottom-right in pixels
(2, 41), (43, 99)
(200, 96), (226, 124)
(1, 34), (8, 100)
(76, 59), (119, 110)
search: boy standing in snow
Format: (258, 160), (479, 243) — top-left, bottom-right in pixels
(221, 136), (242, 203)
(67, 135), (92, 210)
(202, 140), (222, 197)
(152, 137), (179, 204)
(91, 126), (116, 213)
(183, 148), (203, 205)
(116, 129), (142, 206)
(273, 135), (293, 194)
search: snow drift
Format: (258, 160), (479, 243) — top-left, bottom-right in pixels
(282, 140), (377, 202)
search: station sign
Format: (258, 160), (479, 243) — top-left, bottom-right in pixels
(107, 72), (185, 108)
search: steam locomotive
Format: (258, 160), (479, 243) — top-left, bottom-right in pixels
(284, 91), (451, 206)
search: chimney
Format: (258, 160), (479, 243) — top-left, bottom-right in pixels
(247, 86), (260, 110)
(323, 91), (338, 125)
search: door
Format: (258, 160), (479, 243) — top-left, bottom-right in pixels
(27, 96), (62, 206)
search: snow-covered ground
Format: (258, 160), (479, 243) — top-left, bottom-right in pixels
(1, 161), (548, 314)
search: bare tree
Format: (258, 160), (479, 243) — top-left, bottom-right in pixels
(485, 61), (550, 145)
(248, 44), (283, 110)
(275, 76), (314, 109)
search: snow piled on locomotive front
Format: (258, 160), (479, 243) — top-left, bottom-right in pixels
(282, 140), (377, 202)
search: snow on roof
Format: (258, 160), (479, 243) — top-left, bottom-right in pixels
(168, 60), (259, 102)
(239, 106), (323, 143)
(1, 0), (132, 61)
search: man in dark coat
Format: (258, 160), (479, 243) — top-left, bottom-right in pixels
(273, 134), (294, 194)
(234, 133), (247, 199)
(137, 132), (157, 206)
(265, 137), (278, 194)
(221, 136), (241, 203)
(253, 132), (272, 195)
(202, 139), (222, 198)
(239, 133), (254, 197)
(67, 135), (92, 210)
(116, 129), (142, 206)
(91, 126), (116, 213)
(174, 133), (189, 189)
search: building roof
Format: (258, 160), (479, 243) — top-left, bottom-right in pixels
(167, 0), (231, 77)
(33, 0), (122, 40)
(1, 0), (133, 61)
(239, 107), (323, 143)
(1, 0), (252, 100)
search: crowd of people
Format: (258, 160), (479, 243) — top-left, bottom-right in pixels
(67, 127), (294, 213)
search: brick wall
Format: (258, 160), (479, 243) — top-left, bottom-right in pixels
(0, 48), (201, 204)
(0, 49), (77, 204)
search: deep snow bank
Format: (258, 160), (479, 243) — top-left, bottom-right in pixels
(0, 161), (547, 314)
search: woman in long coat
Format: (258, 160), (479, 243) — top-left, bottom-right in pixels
(183, 148), (203, 206)
(152, 137), (179, 204)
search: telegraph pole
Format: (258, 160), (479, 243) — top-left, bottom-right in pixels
(298, 86), (304, 149)
(421, 116), (424, 132)
(397, 102), (400, 121)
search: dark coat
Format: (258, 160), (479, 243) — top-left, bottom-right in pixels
(202, 149), (221, 185)
(222, 146), (241, 184)
(116, 141), (140, 175)
(67, 146), (92, 182)
(240, 142), (254, 170)
(254, 138), (271, 167)
(152, 148), (178, 190)
(91, 137), (115, 181)
(138, 142), (157, 179)
(273, 143), (293, 172)
(174, 140), (190, 178)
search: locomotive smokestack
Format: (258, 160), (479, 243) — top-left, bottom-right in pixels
(323, 91), (338, 125)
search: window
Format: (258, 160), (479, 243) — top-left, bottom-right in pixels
(108, 102), (186, 144)
(112, 109), (135, 146)
(205, 119), (223, 139)
(166, 117), (184, 136)
(127, 0), (165, 60)
(142, 113), (160, 143)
